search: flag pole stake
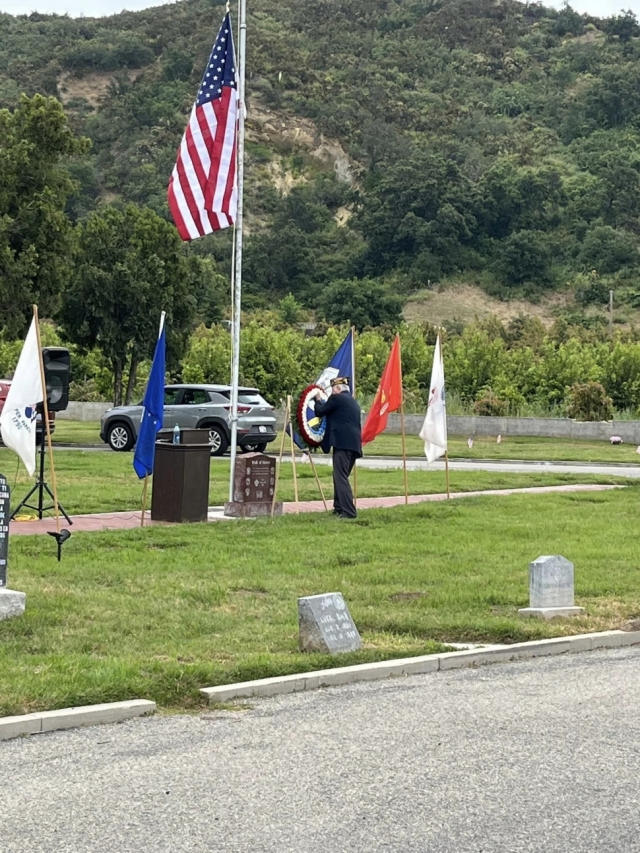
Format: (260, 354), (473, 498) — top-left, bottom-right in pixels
(271, 396), (289, 517)
(288, 395), (300, 513)
(351, 325), (358, 508)
(400, 398), (409, 506)
(445, 451), (451, 499)
(33, 306), (61, 534)
(141, 474), (149, 527)
(308, 452), (328, 511)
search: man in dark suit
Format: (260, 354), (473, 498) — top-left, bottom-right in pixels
(313, 377), (362, 518)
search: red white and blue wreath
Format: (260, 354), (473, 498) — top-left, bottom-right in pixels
(296, 384), (328, 448)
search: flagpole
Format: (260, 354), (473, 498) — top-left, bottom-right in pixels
(32, 306), (60, 534)
(397, 334), (408, 505)
(271, 396), (289, 517)
(445, 451), (451, 499)
(140, 475), (149, 527)
(351, 325), (358, 509)
(228, 0), (247, 503)
(288, 394), (300, 513)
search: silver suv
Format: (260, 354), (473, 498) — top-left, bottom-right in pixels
(99, 384), (277, 455)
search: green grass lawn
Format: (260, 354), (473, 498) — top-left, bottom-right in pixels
(2, 446), (632, 517)
(50, 418), (640, 465)
(2, 486), (640, 716)
(368, 432), (640, 464)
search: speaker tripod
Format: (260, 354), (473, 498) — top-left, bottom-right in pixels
(10, 428), (72, 524)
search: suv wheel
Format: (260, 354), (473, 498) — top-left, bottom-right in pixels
(107, 422), (134, 452)
(208, 425), (229, 456)
(242, 442), (267, 453)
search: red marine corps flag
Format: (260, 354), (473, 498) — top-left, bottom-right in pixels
(361, 334), (403, 445)
(168, 12), (238, 240)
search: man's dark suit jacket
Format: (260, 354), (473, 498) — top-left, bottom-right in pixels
(314, 392), (362, 457)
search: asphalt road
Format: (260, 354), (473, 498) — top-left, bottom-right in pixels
(2, 648), (639, 853)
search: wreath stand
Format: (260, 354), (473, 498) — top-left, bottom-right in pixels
(270, 394), (328, 517)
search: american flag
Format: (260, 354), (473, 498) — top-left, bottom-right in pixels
(168, 12), (238, 240)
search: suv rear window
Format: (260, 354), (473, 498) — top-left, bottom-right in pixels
(219, 390), (270, 406)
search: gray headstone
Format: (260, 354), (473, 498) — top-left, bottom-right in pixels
(529, 555), (575, 608)
(0, 474), (9, 589)
(298, 593), (362, 654)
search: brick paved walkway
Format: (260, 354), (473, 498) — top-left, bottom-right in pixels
(7, 484), (619, 536)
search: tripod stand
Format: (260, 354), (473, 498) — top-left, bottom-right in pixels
(10, 428), (72, 524)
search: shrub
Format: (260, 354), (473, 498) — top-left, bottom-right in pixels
(566, 382), (614, 421)
(473, 391), (508, 417)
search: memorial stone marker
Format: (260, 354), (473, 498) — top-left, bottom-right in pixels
(225, 453), (282, 517)
(298, 592), (362, 653)
(0, 474), (26, 622)
(518, 554), (585, 620)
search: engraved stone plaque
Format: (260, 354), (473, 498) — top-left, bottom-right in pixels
(529, 555), (575, 608)
(298, 592), (362, 654)
(225, 453), (282, 517)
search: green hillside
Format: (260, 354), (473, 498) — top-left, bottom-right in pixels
(3, 0), (640, 327)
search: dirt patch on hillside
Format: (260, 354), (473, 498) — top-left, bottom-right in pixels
(59, 68), (147, 109)
(404, 284), (570, 327)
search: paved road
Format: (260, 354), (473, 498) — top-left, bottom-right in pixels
(2, 648), (640, 852)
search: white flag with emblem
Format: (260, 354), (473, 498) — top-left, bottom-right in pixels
(0, 318), (44, 476)
(419, 334), (447, 463)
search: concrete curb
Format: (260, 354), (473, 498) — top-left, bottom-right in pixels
(0, 700), (156, 742)
(200, 630), (640, 704)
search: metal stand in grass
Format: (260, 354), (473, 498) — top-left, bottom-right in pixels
(351, 325), (358, 511)
(398, 340), (409, 506)
(288, 396), (300, 513)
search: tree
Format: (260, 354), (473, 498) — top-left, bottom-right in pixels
(0, 95), (89, 336)
(61, 204), (196, 405)
(316, 279), (403, 331)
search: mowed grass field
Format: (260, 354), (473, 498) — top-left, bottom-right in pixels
(2, 486), (640, 716)
(51, 418), (640, 464)
(2, 446), (633, 517)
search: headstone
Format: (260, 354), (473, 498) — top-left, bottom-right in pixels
(224, 453), (282, 517)
(518, 555), (585, 620)
(0, 474), (26, 622)
(298, 593), (362, 654)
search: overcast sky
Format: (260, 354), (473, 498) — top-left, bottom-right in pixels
(0, 0), (637, 19)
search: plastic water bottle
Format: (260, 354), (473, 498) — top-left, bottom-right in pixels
(172, 423), (181, 445)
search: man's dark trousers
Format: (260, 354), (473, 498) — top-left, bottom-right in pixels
(333, 449), (358, 518)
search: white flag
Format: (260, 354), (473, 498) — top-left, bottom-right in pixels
(419, 334), (447, 463)
(0, 318), (44, 476)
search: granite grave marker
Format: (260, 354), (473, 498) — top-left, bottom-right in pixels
(298, 592), (362, 653)
(0, 474), (26, 621)
(518, 554), (585, 620)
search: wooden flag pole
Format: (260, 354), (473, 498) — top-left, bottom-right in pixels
(308, 452), (328, 511)
(32, 305), (60, 534)
(140, 474), (149, 527)
(288, 395), (300, 513)
(445, 451), (451, 499)
(397, 333), (409, 506)
(400, 398), (409, 506)
(351, 325), (358, 508)
(271, 396), (290, 517)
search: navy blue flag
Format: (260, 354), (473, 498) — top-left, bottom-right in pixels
(289, 329), (355, 449)
(133, 322), (166, 479)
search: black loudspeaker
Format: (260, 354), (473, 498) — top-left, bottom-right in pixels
(42, 347), (71, 412)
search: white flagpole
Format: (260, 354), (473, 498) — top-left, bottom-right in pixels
(229, 0), (247, 503)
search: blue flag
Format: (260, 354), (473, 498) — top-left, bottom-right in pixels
(133, 323), (166, 479)
(289, 329), (355, 449)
